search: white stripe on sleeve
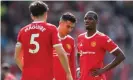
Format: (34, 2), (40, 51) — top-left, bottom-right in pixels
(110, 46), (119, 53)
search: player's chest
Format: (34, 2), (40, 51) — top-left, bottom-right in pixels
(61, 40), (73, 53)
(78, 38), (101, 51)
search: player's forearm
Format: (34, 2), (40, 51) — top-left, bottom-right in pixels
(15, 58), (23, 71)
(14, 42), (23, 71)
(102, 53), (125, 72)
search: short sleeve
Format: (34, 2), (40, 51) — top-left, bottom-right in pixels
(103, 36), (118, 53)
(17, 29), (23, 43)
(52, 26), (61, 47)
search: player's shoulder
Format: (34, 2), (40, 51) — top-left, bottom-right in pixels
(66, 35), (74, 40)
(97, 31), (109, 38)
(96, 31), (111, 41)
(66, 35), (75, 44)
(45, 23), (58, 32)
(78, 32), (86, 37)
(78, 32), (86, 38)
(46, 23), (57, 28)
(97, 31), (106, 36)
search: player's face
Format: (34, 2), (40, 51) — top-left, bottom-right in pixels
(60, 20), (75, 35)
(84, 14), (96, 30)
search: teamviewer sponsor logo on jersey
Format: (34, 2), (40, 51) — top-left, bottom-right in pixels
(79, 50), (95, 56)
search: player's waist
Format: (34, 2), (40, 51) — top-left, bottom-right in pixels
(80, 63), (103, 72)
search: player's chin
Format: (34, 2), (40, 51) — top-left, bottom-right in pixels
(66, 32), (70, 35)
(86, 26), (93, 30)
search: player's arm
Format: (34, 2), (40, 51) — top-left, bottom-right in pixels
(69, 42), (76, 79)
(92, 49), (125, 76)
(52, 26), (73, 80)
(91, 37), (125, 76)
(102, 48), (125, 71)
(14, 42), (23, 71)
(54, 45), (72, 77)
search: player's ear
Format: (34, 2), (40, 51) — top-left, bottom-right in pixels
(44, 12), (48, 20)
(31, 14), (34, 20)
(59, 21), (61, 25)
(59, 20), (63, 25)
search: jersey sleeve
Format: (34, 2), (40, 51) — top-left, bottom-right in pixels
(17, 29), (23, 43)
(103, 36), (118, 53)
(69, 39), (76, 79)
(52, 26), (61, 47)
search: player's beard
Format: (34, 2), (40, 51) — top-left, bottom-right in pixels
(86, 25), (94, 30)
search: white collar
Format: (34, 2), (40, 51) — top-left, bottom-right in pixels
(85, 30), (98, 39)
(58, 33), (67, 40)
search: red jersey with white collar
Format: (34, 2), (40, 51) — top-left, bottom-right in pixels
(17, 21), (61, 80)
(77, 31), (118, 80)
(53, 35), (76, 80)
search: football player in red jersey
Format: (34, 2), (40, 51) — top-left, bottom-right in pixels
(53, 12), (76, 80)
(14, 1), (73, 80)
(77, 11), (125, 80)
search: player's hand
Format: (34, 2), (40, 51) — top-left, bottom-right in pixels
(66, 73), (73, 80)
(90, 68), (105, 77)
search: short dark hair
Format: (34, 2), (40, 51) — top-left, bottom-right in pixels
(60, 12), (77, 23)
(85, 11), (98, 21)
(29, 1), (49, 16)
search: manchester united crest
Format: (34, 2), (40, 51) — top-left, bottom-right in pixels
(91, 41), (96, 47)
(66, 44), (71, 49)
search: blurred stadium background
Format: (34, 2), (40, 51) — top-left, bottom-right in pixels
(1, 1), (133, 80)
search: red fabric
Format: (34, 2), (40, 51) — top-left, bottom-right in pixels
(53, 35), (76, 80)
(17, 22), (60, 80)
(77, 31), (118, 80)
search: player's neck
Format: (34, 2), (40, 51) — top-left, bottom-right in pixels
(59, 32), (66, 38)
(58, 26), (66, 38)
(33, 18), (46, 22)
(87, 29), (97, 37)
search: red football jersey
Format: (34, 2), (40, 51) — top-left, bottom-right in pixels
(17, 21), (61, 80)
(53, 35), (76, 80)
(77, 31), (118, 80)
